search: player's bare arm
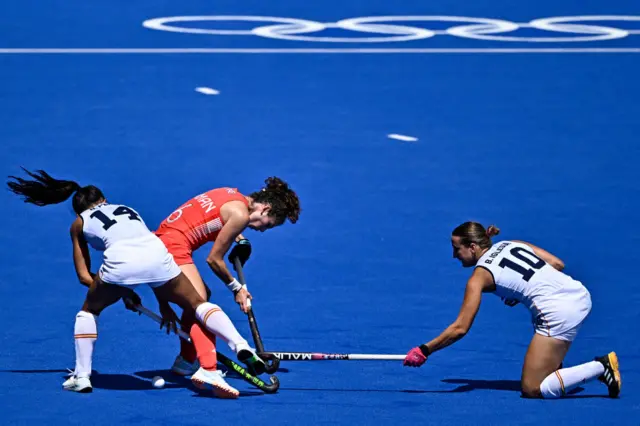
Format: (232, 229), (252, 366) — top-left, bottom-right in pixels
(206, 201), (253, 312)
(206, 200), (249, 283)
(70, 217), (94, 287)
(424, 267), (493, 354)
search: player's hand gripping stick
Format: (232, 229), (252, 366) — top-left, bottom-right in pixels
(232, 256), (280, 374)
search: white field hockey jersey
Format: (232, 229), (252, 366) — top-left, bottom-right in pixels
(80, 203), (152, 251)
(79, 203), (179, 285)
(476, 240), (588, 318)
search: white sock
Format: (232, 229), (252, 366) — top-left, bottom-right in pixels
(74, 311), (98, 378)
(195, 303), (248, 352)
(540, 361), (605, 398)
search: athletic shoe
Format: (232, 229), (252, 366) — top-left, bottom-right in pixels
(63, 375), (93, 393)
(595, 352), (621, 398)
(171, 355), (200, 376)
(191, 368), (239, 399)
(236, 345), (266, 375)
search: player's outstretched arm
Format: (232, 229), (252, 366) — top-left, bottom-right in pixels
(70, 217), (94, 287)
(514, 240), (565, 271)
(425, 269), (489, 351)
(404, 267), (493, 367)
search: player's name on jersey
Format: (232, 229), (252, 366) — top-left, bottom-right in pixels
(484, 241), (510, 264)
(195, 193), (217, 213)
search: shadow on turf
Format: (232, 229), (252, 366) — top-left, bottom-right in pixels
(0, 368), (175, 391)
(0, 368), (264, 397)
(280, 379), (520, 395)
(136, 369), (263, 397)
(441, 379), (606, 398)
(441, 378), (522, 392)
(284, 379), (606, 398)
(2, 370), (607, 398)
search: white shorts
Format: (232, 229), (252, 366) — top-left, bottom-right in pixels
(98, 235), (182, 288)
(532, 287), (592, 342)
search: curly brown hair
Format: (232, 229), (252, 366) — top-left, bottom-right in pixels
(249, 177), (300, 225)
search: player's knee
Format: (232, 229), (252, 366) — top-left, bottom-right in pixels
(183, 289), (207, 312)
(81, 300), (102, 316)
(189, 294), (206, 310)
(521, 381), (542, 398)
(174, 274), (206, 309)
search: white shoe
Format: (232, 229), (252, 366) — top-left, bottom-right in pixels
(171, 355), (200, 376)
(191, 368), (239, 399)
(63, 375), (93, 393)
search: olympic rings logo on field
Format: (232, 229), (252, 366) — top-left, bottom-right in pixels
(142, 15), (640, 43)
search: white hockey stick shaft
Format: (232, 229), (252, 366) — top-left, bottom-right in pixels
(264, 352), (405, 361)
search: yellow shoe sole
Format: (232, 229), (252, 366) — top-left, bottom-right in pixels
(606, 351), (621, 398)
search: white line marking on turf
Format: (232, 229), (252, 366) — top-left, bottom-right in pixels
(388, 134), (418, 142)
(0, 48), (639, 54)
(195, 87), (219, 95)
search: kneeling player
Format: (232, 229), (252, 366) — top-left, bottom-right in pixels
(404, 222), (621, 399)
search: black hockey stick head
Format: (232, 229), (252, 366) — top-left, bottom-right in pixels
(259, 352), (281, 374)
(262, 375), (280, 394)
(218, 352), (280, 394)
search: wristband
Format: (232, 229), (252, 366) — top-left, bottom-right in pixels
(226, 278), (243, 293)
(419, 344), (431, 357)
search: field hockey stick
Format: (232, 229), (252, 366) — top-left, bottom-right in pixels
(264, 352), (406, 361)
(232, 257), (280, 374)
(132, 303), (280, 394)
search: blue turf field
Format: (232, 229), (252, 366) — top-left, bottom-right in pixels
(1, 1), (639, 424)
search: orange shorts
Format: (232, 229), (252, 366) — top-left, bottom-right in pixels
(155, 229), (194, 266)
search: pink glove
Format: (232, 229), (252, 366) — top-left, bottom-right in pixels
(403, 346), (428, 367)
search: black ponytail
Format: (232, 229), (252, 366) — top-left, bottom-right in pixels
(7, 168), (105, 215)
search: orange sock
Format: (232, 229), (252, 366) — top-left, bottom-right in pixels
(189, 323), (217, 370)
